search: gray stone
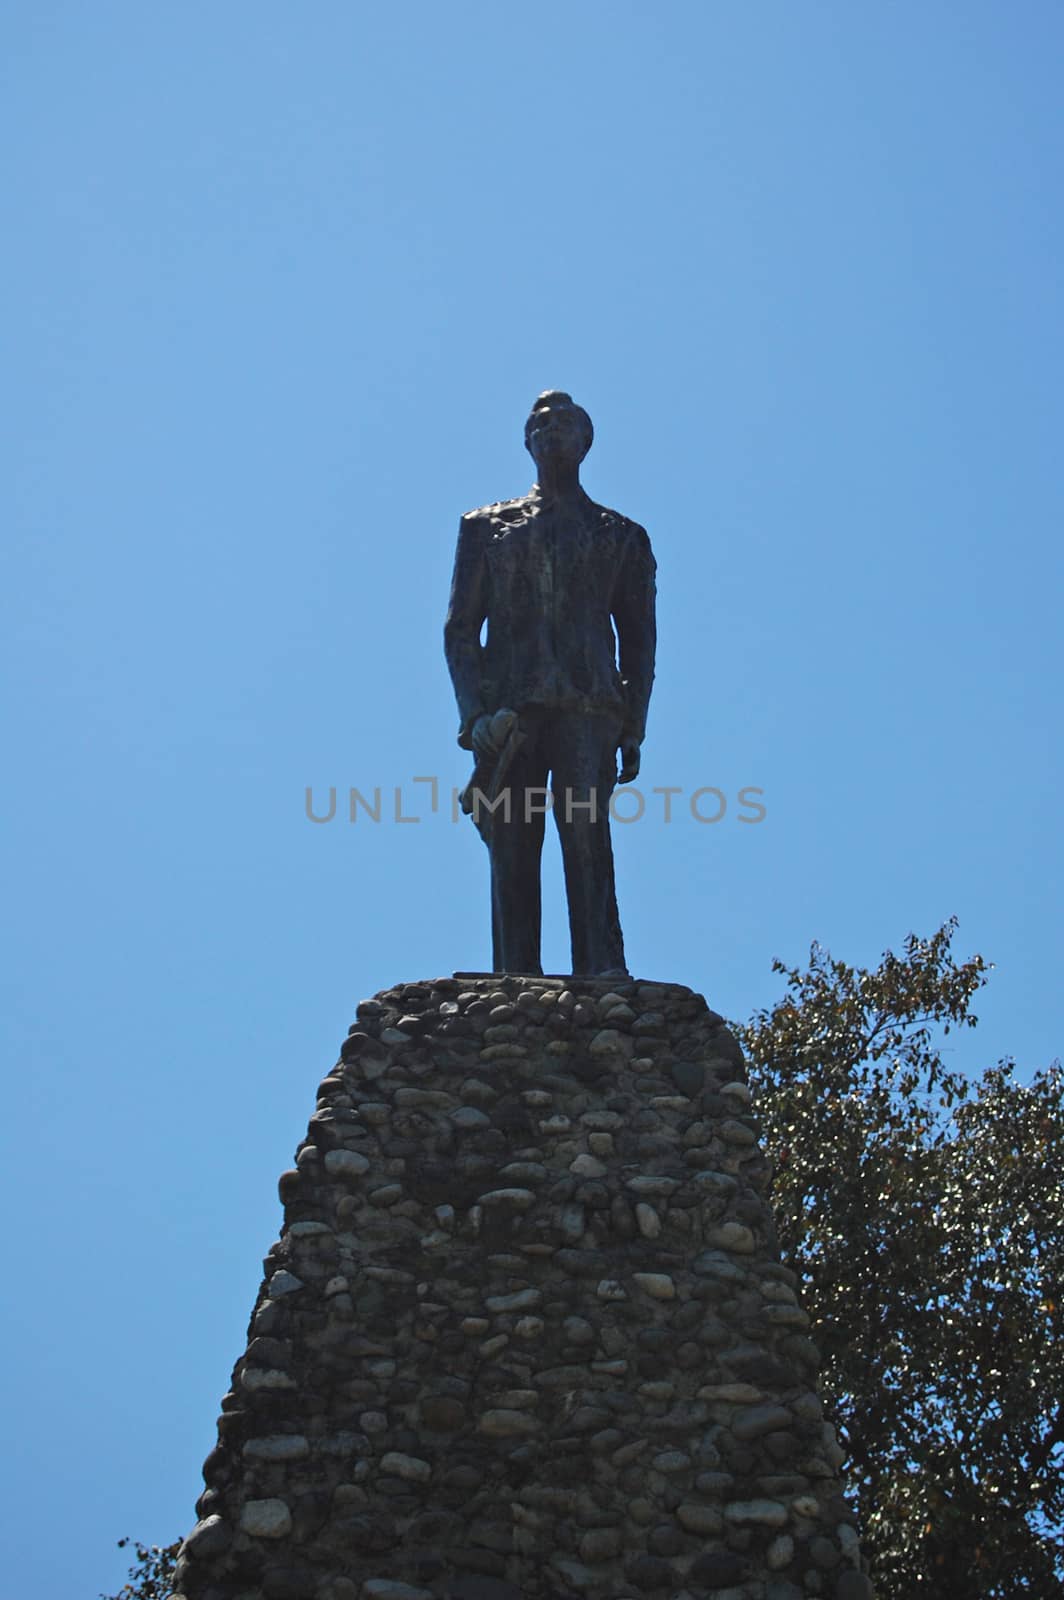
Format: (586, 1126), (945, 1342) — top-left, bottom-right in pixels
(675, 1502), (722, 1535)
(692, 1250), (748, 1281)
(724, 1498), (788, 1527)
(625, 1176), (679, 1197)
(479, 1409), (541, 1436)
(596, 1279), (627, 1299)
(811, 1536), (841, 1569)
(733, 1403), (795, 1442)
(689, 1552), (747, 1588)
(578, 1527), (622, 1562)
(692, 1168), (739, 1196)
(834, 1575), (875, 1600)
(632, 1271), (675, 1299)
(498, 1161), (547, 1183)
(239, 1498), (292, 1538)
(767, 1534), (795, 1569)
(837, 1523), (861, 1564)
(646, 1521), (685, 1557)
(698, 1380), (763, 1402)
(450, 1106), (492, 1129)
(706, 1221), (756, 1253)
(625, 1553), (673, 1589)
(362, 1583), (434, 1600)
(267, 1270), (304, 1298)
(240, 1367), (296, 1392)
(379, 1451), (431, 1482)
(477, 1188), (536, 1209)
(721, 1077), (751, 1101)
(587, 1028), (625, 1054)
(182, 1515), (231, 1560)
(765, 1302), (811, 1327)
(669, 1060), (705, 1097)
(484, 1287), (542, 1312)
(420, 1396), (466, 1430)
(556, 1248), (608, 1276)
(242, 1435), (310, 1461)
(321, 1152), (371, 1190)
(550, 1557), (598, 1590)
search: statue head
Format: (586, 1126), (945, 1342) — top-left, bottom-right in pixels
(524, 390), (594, 470)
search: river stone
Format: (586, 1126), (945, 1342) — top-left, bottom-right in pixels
(478, 1409), (540, 1436)
(183, 1515), (231, 1559)
(242, 1435), (310, 1461)
(632, 1271), (676, 1299)
(420, 1396), (465, 1431)
(706, 1222), (756, 1253)
(362, 1584), (434, 1600)
(767, 1534), (795, 1569)
(725, 1498), (788, 1526)
(676, 1502), (724, 1534)
(690, 1551), (748, 1587)
(484, 1287), (542, 1312)
(267, 1270), (304, 1298)
(835, 1575), (875, 1600)
(379, 1452), (431, 1482)
(321, 1145), (371, 1184)
(239, 1498), (292, 1538)
(477, 1188), (536, 1209)
(733, 1403), (795, 1441)
(450, 1106), (492, 1129)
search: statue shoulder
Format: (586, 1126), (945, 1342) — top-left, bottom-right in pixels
(595, 504), (654, 553)
(461, 491), (536, 531)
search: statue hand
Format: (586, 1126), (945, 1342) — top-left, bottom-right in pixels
(618, 738), (641, 784)
(472, 709), (517, 759)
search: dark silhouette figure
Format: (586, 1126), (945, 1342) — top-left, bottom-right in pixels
(445, 391), (656, 975)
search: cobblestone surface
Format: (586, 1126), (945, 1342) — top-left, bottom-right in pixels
(170, 975), (872, 1600)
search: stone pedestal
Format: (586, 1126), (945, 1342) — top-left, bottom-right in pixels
(171, 975), (872, 1600)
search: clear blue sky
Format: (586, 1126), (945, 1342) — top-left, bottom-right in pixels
(2, 4), (1062, 1595)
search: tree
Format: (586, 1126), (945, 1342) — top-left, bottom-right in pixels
(101, 1539), (180, 1600)
(738, 919), (1064, 1596)
(111, 920), (1063, 1598)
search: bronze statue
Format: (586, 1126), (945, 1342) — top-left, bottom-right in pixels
(444, 391), (656, 976)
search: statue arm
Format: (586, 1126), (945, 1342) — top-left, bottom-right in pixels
(612, 524), (657, 747)
(443, 514), (489, 750)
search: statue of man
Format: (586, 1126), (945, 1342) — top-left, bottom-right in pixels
(444, 391), (656, 976)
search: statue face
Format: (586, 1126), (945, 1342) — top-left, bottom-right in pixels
(525, 391), (593, 469)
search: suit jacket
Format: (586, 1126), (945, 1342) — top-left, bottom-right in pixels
(444, 486), (656, 751)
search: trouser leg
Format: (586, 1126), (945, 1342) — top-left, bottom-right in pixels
(487, 721), (548, 974)
(548, 711), (627, 976)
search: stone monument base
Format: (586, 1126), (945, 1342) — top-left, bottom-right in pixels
(171, 975), (872, 1600)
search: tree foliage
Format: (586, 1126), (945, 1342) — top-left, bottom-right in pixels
(101, 1539), (180, 1600)
(738, 919), (1064, 1596)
